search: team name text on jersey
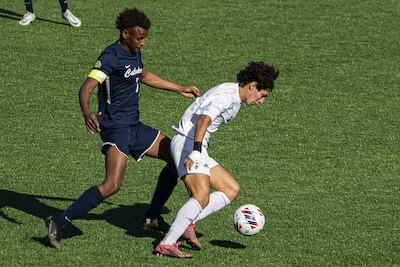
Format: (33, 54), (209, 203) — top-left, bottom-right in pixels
(124, 66), (142, 78)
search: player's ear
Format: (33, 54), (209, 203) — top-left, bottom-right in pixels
(250, 81), (258, 90)
(121, 28), (129, 39)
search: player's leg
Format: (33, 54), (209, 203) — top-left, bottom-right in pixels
(181, 172), (213, 249)
(59, 0), (68, 13)
(62, 146), (127, 220)
(192, 165), (240, 223)
(163, 166), (238, 251)
(159, 173), (209, 243)
(145, 133), (178, 211)
(46, 146), (127, 248)
(62, 146), (127, 221)
(59, 0), (81, 27)
(156, 173), (209, 257)
(182, 173), (211, 208)
(141, 132), (178, 232)
(209, 165), (240, 203)
(97, 146), (128, 197)
(19, 0), (35, 26)
(24, 0), (33, 12)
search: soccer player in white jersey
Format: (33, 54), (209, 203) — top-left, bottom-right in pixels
(45, 8), (200, 249)
(155, 62), (279, 258)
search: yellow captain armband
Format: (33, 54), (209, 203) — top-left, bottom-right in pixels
(88, 69), (107, 83)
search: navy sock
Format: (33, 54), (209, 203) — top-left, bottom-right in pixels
(147, 166), (178, 214)
(25, 1), (33, 13)
(59, 0), (68, 13)
(26, 5), (34, 13)
(60, 186), (103, 225)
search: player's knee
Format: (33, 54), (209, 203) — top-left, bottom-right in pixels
(110, 182), (122, 194)
(233, 182), (240, 197)
(227, 182), (240, 202)
(100, 180), (122, 198)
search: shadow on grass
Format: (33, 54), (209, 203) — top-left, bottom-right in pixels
(209, 240), (246, 249)
(0, 8), (70, 26)
(0, 189), (84, 245)
(0, 189), (171, 248)
(1, 189), (238, 250)
(30, 203), (171, 247)
(86, 203), (171, 239)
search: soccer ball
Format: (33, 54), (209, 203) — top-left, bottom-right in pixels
(233, 204), (265, 236)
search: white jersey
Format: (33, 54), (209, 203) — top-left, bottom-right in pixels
(172, 82), (242, 146)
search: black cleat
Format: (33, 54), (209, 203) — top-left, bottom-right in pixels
(141, 212), (170, 233)
(45, 215), (65, 248)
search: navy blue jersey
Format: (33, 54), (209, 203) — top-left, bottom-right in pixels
(88, 41), (143, 128)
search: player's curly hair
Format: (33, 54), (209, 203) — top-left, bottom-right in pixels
(237, 61), (279, 91)
(115, 8), (151, 32)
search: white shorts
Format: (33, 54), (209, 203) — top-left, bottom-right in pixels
(170, 133), (219, 178)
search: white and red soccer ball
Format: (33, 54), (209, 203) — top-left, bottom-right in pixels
(233, 204), (265, 236)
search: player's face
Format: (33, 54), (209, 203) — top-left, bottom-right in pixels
(122, 26), (148, 53)
(245, 88), (271, 106)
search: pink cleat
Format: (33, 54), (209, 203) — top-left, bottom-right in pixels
(182, 223), (202, 250)
(155, 242), (193, 258)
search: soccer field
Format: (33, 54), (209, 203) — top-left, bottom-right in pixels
(1, 0), (399, 266)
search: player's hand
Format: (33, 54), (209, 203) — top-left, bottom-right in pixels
(84, 111), (102, 134)
(184, 150), (201, 170)
(180, 85), (200, 100)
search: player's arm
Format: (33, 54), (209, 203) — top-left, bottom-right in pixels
(183, 115), (211, 170)
(140, 67), (200, 99)
(79, 77), (102, 134)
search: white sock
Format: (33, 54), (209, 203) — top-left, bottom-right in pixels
(193, 191), (231, 224)
(161, 198), (202, 245)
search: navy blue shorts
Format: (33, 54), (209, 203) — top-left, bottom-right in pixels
(100, 122), (160, 161)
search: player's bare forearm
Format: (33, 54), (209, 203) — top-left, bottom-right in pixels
(79, 78), (98, 114)
(183, 115), (210, 170)
(79, 77), (102, 134)
(140, 68), (200, 99)
(194, 115), (211, 143)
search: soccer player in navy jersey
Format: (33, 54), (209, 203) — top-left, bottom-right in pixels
(45, 8), (200, 248)
(19, 0), (81, 27)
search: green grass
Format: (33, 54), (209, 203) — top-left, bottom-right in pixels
(1, 0), (399, 266)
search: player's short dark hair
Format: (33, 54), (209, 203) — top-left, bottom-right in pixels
(115, 8), (151, 31)
(237, 61), (279, 91)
